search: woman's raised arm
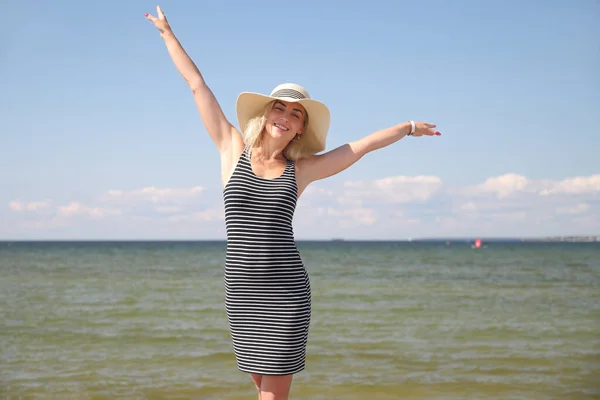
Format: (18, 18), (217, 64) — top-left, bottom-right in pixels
(145, 6), (240, 153)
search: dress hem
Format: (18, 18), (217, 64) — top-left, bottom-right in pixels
(238, 366), (306, 376)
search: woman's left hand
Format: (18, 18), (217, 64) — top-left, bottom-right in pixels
(411, 121), (441, 137)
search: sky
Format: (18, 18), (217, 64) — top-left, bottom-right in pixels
(2, 0), (599, 240)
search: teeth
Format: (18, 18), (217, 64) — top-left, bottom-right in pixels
(274, 123), (288, 131)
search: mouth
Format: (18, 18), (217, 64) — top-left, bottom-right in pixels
(273, 123), (289, 132)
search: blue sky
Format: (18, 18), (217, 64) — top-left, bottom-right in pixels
(2, 0), (599, 240)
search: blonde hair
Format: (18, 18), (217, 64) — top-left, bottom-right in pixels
(242, 100), (313, 161)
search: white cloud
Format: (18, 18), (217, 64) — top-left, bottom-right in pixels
(58, 202), (122, 218)
(556, 203), (590, 215)
(294, 172), (600, 238)
(342, 175), (443, 204)
(449, 174), (598, 230)
(302, 186), (334, 197)
(435, 216), (458, 226)
(193, 207), (225, 221)
(540, 175), (600, 196)
(464, 173), (529, 198)
(456, 199), (526, 215)
(104, 186), (204, 204)
(326, 207), (376, 225)
(131, 216), (153, 222)
(5, 184), (216, 236)
(4, 174), (599, 239)
(297, 176), (439, 229)
(8, 200), (52, 213)
(167, 207), (224, 223)
(460, 202), (478, 213)
(155, 206), (182, 214)
(489, 211), (528, 221)
(5, 201), (121, 232)
(21, 217), (69, 230)
(336, 196), (364, 207)
(461, 174), (600, 200)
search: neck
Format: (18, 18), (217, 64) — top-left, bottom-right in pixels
(253, 134), (289, 161)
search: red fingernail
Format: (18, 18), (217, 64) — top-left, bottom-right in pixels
(435, 131), (441, 136)
(144, 12), (149, 16)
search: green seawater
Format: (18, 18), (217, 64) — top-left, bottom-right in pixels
(1, 241), (599, 399)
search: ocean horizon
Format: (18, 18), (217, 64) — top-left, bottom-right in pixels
(2, 237), (598, 242)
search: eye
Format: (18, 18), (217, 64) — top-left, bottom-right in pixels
(292, 114), (300, 119)
(275, 106), (284, 111)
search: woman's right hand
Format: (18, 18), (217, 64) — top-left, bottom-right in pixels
(145, 5), (172, 37)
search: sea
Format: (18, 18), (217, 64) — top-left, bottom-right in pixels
(1, 240), (599, 399)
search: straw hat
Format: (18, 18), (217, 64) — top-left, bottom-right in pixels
(235, 83), (331, 153)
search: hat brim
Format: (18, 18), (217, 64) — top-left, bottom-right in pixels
(235, 92), (331, 154)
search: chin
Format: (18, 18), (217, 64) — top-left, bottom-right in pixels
(266, 126), (292, 140)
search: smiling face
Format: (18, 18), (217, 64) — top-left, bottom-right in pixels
(264, 100), (307, 142)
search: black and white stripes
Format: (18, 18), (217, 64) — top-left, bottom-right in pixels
(270, 88), (307, 100)
(222, 147), (311, 375)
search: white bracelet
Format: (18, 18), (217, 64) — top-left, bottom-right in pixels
(408, 120), (416, 136)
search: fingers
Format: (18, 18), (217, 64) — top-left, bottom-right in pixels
(416, 122), (441, 136)
(414, 127), (441, 137)
(157, 5), (166, 19)
(145, 5), (165, 22)
(145, 12), (157, 22)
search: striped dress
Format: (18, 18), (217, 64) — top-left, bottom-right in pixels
(222, 147), (311, 376)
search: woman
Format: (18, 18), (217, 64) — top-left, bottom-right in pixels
(145, 6), (440, 400)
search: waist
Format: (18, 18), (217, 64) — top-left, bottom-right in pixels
(226, 226), (295, 240)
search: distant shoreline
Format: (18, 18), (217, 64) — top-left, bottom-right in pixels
(413, 236), (600, 243)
